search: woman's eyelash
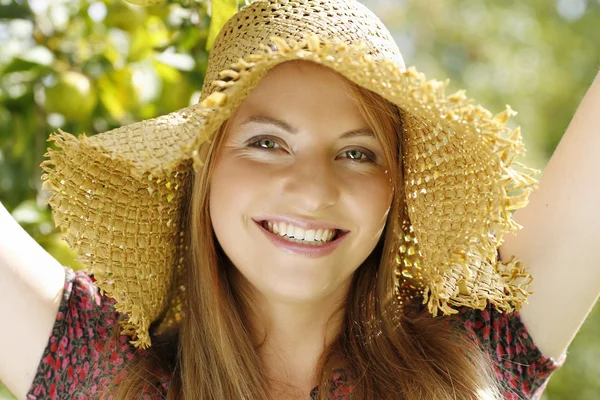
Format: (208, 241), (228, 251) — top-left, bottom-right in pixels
(247, 135), (378, 163)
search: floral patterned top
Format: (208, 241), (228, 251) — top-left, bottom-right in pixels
(27, 267), (563, 399)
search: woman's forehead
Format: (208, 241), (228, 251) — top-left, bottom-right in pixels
(237, 61), (359, 114)
(254, 61), (351, 94)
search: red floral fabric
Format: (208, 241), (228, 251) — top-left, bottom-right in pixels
(27, 268), (563, 399)
(457, 304), (564, 399)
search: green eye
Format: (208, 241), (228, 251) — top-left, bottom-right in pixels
(343, 149), (376, 163)
(259, 138), (276, 148)
(251, 137), (280, 149)
(345, 149), (367, 161)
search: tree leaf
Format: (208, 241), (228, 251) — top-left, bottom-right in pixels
(206, 0), (238, 51)
(2, 57), (49, 74)
(0, 3), (34, 20)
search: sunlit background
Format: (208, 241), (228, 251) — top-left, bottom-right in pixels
(0, 0), (599, 398)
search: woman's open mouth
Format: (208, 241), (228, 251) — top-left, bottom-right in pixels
(254, 219), (349, 258)
(260, 220), (342, 245)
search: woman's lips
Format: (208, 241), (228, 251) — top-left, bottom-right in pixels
(254, 219), (348, 258)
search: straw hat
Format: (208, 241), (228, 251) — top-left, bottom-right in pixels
(40, 0), (538, 348)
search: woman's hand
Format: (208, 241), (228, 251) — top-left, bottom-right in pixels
(0, 202), (66, 399)
(499, 70), (600, 360)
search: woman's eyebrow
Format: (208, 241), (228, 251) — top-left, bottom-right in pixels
(241, 115), (375, 138)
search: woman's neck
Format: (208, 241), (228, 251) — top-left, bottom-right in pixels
(250, 285), (349, 398)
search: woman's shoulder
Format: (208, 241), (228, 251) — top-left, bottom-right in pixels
(26, 267), (169, 399)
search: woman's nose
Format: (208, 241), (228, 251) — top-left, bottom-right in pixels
(279, 158), (340, 213)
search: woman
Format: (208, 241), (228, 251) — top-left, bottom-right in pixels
(1, 1), (599, 399)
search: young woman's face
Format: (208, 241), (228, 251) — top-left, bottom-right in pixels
(209, 61), (394, 304)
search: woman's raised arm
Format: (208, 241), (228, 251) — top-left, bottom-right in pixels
(500, 70), (600, 360)
(0, 202), (66, 399)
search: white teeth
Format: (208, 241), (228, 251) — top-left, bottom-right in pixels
(275, 222), (284, 235)
(304, 229), (315, 241)
(263, 220), (338, 243)
(285, 237), (328, 246)
(315, 228), (323, 241)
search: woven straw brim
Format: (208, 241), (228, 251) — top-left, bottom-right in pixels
(40, 34), (538, 349)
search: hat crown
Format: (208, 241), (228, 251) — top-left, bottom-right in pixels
(201, 0), (405, 99)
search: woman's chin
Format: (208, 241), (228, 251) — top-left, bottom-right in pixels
(253, 275), (348, 305)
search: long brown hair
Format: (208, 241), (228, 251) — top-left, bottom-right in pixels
(104, 62), (501, 399)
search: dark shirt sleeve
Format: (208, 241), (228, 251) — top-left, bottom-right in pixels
(456, 304), (565, 399)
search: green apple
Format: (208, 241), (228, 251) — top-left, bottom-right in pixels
(44, 71), (97, 121)
(105, 1), (146, 32)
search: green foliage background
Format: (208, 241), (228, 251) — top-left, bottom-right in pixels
(0, 0), (599, 398)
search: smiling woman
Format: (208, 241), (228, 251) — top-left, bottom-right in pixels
(112, 59), (507, 399)
(3, 0), (596, 399)
(209, 61), (396, 305)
